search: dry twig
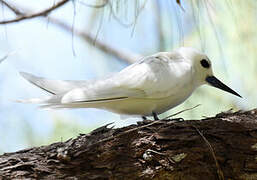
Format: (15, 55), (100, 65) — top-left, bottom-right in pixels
(0, 0), (69, 24)
(47, 17), (141, 64)
(0, 0), (23, 15)
(193, 125), (225, 180)
(0, 0), (140, 64)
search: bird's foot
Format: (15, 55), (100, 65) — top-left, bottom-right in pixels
(152, 112), (159, 120)
(138, 116), (153, 125)
(142, 116), (147, 120)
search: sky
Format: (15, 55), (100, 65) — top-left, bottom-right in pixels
(0, 0), (167, 152)
(0, 0), (255, 152)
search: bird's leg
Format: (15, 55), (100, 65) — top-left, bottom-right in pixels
(142, 116), (147, 120)
(152, 112), (159, 120)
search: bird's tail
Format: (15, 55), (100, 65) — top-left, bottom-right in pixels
(15, 96), (97, 110)
(14, 97), (49, 104)
(20, 72), (88, 95)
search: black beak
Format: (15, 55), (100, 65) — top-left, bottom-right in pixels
(206, 76), (242, 98)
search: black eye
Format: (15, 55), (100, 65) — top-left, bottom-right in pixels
(200, 59), (210, 68)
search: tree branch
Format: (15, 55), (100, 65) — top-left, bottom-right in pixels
(48, 17), (141, 64)
(0, 0), (69, 24)
(0, 0), (140, 64)
(1, 109), (257, 179)
(0, 0), (23, 15)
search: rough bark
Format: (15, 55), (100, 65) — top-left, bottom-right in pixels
(1, 109), (257, 180)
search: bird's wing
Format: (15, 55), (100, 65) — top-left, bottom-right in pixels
(59, 78), (145, 104)
(20, 72), (89, 95)
(115, 52), (188, 98)
(19, 72), (145, 105)
(59, 52), (187, 104)
(21, 52), (188, 106)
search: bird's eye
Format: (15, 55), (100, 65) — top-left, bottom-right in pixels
(200, 59), (210, 68)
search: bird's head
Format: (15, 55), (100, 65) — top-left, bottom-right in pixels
(177, 47), (241, 98)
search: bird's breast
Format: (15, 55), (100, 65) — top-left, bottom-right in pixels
(153, 87), (194, 114)
(99, 84), (195, 116)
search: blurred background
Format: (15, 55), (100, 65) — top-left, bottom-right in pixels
(0, 0), (256, 153)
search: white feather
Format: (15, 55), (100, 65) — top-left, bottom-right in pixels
(18, 47), (240, 116)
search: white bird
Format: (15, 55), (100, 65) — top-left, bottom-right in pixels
(19, 47), (241, 120)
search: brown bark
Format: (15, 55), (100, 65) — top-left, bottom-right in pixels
(1, 109), (257, 180)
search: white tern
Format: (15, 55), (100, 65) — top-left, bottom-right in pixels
(19, 47), (241, 120)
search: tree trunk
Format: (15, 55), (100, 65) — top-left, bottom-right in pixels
(1, 109), (257, 180)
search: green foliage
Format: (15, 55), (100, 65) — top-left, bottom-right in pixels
(47, 114), (94, 144)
